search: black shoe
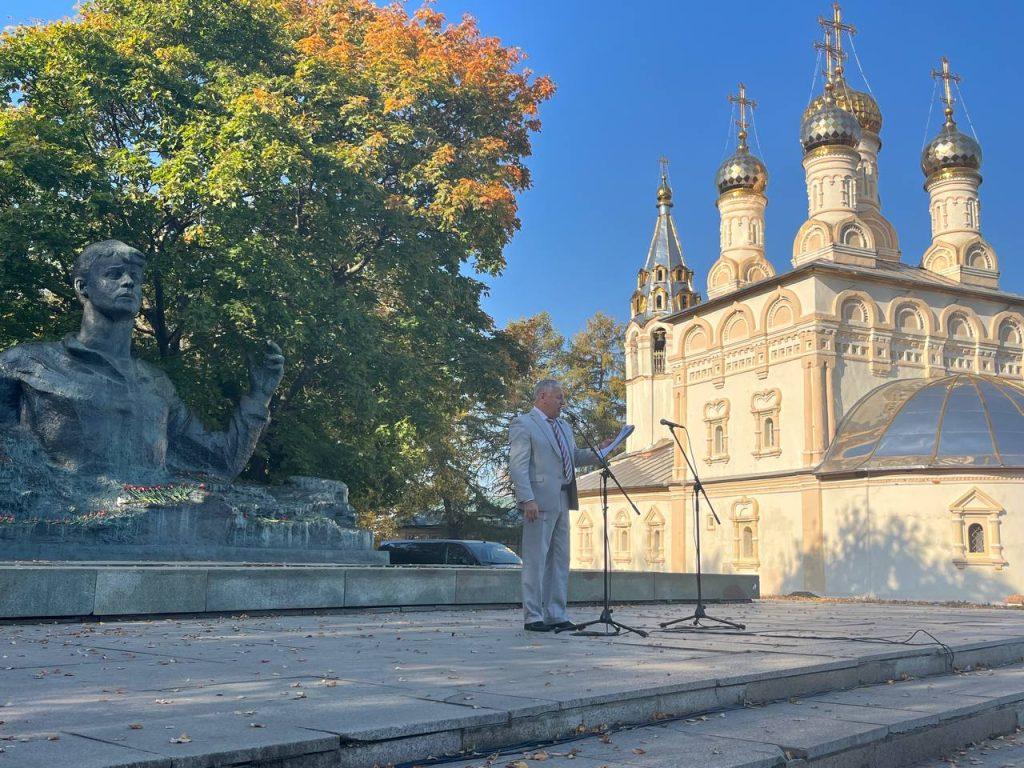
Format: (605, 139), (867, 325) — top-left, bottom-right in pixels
(524, 621), (553, 632)
(548, 621), (578, 632)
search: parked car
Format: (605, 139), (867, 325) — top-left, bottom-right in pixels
(379, 539), (522, 568)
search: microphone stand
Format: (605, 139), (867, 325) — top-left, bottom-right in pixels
(659, 422), (745, 631)
(559, 412), (647, 638)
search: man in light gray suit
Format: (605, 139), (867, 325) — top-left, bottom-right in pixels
(508, 379), (611, 632)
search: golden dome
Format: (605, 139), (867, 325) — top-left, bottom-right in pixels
(804, 79), (882, 135)
(921, 119), (982, 179)
(656, 177), (673, 206)
(716, 142), (767, 195)
(800, 88), (861, 153)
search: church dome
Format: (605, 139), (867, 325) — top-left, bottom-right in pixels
(800, 89), (862, 153)
(921, 120), (982, 179)
(716, 144), (768, 195)
(804, 81), (882, 134)
(819, 374), (1024, 474)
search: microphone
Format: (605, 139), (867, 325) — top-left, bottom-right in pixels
(659, 417), (684, 429)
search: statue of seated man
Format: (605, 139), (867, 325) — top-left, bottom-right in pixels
(0, 240), (284, 482)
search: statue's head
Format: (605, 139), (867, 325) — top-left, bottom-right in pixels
(73, 240), (145, 320)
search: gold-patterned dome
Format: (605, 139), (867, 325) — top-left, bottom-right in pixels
(804, 80), (882, 134)
(800, 89), (862, 153)
(716, 144), (767, 195)
(921, 120), (982, 178)
(656, 178), (672, 205)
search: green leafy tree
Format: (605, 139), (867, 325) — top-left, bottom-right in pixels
(0, 0), (553, 516)
(561, 310), (626, 442)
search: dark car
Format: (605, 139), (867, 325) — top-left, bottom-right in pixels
(379, 539), (522, 568)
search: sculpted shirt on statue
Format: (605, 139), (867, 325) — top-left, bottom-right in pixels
(0, 335), (270, 481)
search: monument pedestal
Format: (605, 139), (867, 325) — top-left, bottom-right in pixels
(0, 476), (387, 564)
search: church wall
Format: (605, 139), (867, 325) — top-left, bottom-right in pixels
(571, 489), (674, 573)
(820, 473), (1024, 602)
(679, 474), (815, 596)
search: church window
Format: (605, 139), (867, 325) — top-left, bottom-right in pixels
(731, 498), (759, 570)
(576, 513), (595, 565)
(637, 270), (648, 288)
(751, 389), (782, 458)
(704, 400), (730, 463)
(968, 523), (985, 554)
(628, 342), (638, 377)
(655, 293), (664, 310)
(613, 510), (632, 564)
(652, 330), (667, 374)
(655, 267), (665, 282)
(950, 488), (1006, 569)
(644, 509), (666, 566)
(672, 267), (684, 282)
(741, 527), (754, 559)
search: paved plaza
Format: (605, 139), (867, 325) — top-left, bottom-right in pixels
(2, 599), (1024, 767)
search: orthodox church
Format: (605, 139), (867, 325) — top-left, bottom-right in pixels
(573, 4), (1024, 602)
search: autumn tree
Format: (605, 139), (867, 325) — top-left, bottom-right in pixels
(561, 311), (626, 442)
(0, 0), (553, 515)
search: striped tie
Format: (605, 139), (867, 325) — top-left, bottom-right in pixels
(547, 418), (574, 481)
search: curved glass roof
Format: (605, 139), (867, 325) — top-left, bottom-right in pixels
(819, 374), (1024, 474)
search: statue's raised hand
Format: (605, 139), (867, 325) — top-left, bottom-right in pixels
(249, 340), (285, 402)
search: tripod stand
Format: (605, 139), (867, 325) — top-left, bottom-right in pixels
(558, 415), (647, 638)
(659, 422), (745, 631)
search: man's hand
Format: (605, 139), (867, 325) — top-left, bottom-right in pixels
(248, 340), (285, 401)
(522, 500), (540, 523)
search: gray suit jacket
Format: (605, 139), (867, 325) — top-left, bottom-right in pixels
(508, 409), (599, 513)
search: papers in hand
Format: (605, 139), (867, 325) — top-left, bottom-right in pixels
(598, 424), (634, 460)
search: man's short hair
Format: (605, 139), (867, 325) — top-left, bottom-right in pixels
(73, 240), (146, 281)
(533, 379), (562, 399)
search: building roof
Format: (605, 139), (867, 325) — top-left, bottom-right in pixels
(819, 374), (1024, 475)
(577, 439), (674, 493)
(661, 257), (1024, 326)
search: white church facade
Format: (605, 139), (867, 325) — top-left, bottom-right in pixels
(572, 6), (1024, 603)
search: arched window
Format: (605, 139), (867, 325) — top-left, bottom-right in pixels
(714, 425), (725, 456)
(968, 523), (985, 554)
(613, 511), (631, 564)
(763, 418), (775, 448)
(655, 293), (664, 310)
(741, 526), (754, 559)
(652, 329), (667, 374)
(655, 267), (665, 282)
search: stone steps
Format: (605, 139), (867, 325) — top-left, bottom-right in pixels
(445, 659), (1024, 768)
(3, 603), (1024, 768)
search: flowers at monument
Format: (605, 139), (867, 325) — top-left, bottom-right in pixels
(117, 483), (207, 508)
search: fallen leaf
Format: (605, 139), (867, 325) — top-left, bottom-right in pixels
(169, 733), (191, 744)
(632, 748), (646, 755)
(598, 735), (611, 744)
(128, 724), (143, 730)
(47, 735), (59, 741)
(532, 751), (549, 761)
(249, 723), (265, 729)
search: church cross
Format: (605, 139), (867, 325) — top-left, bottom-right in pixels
(932, 56), (961, 123)
(728, 83), (757, 147)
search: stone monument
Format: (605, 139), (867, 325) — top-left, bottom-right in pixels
(0, 240), (384, 563)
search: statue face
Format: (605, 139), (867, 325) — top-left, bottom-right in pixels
(78, 249), (145, 320)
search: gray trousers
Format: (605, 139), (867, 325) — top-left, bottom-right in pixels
(521, 490), (570, 624)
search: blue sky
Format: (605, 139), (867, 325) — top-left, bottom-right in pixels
(5, 1), (1023, 338)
